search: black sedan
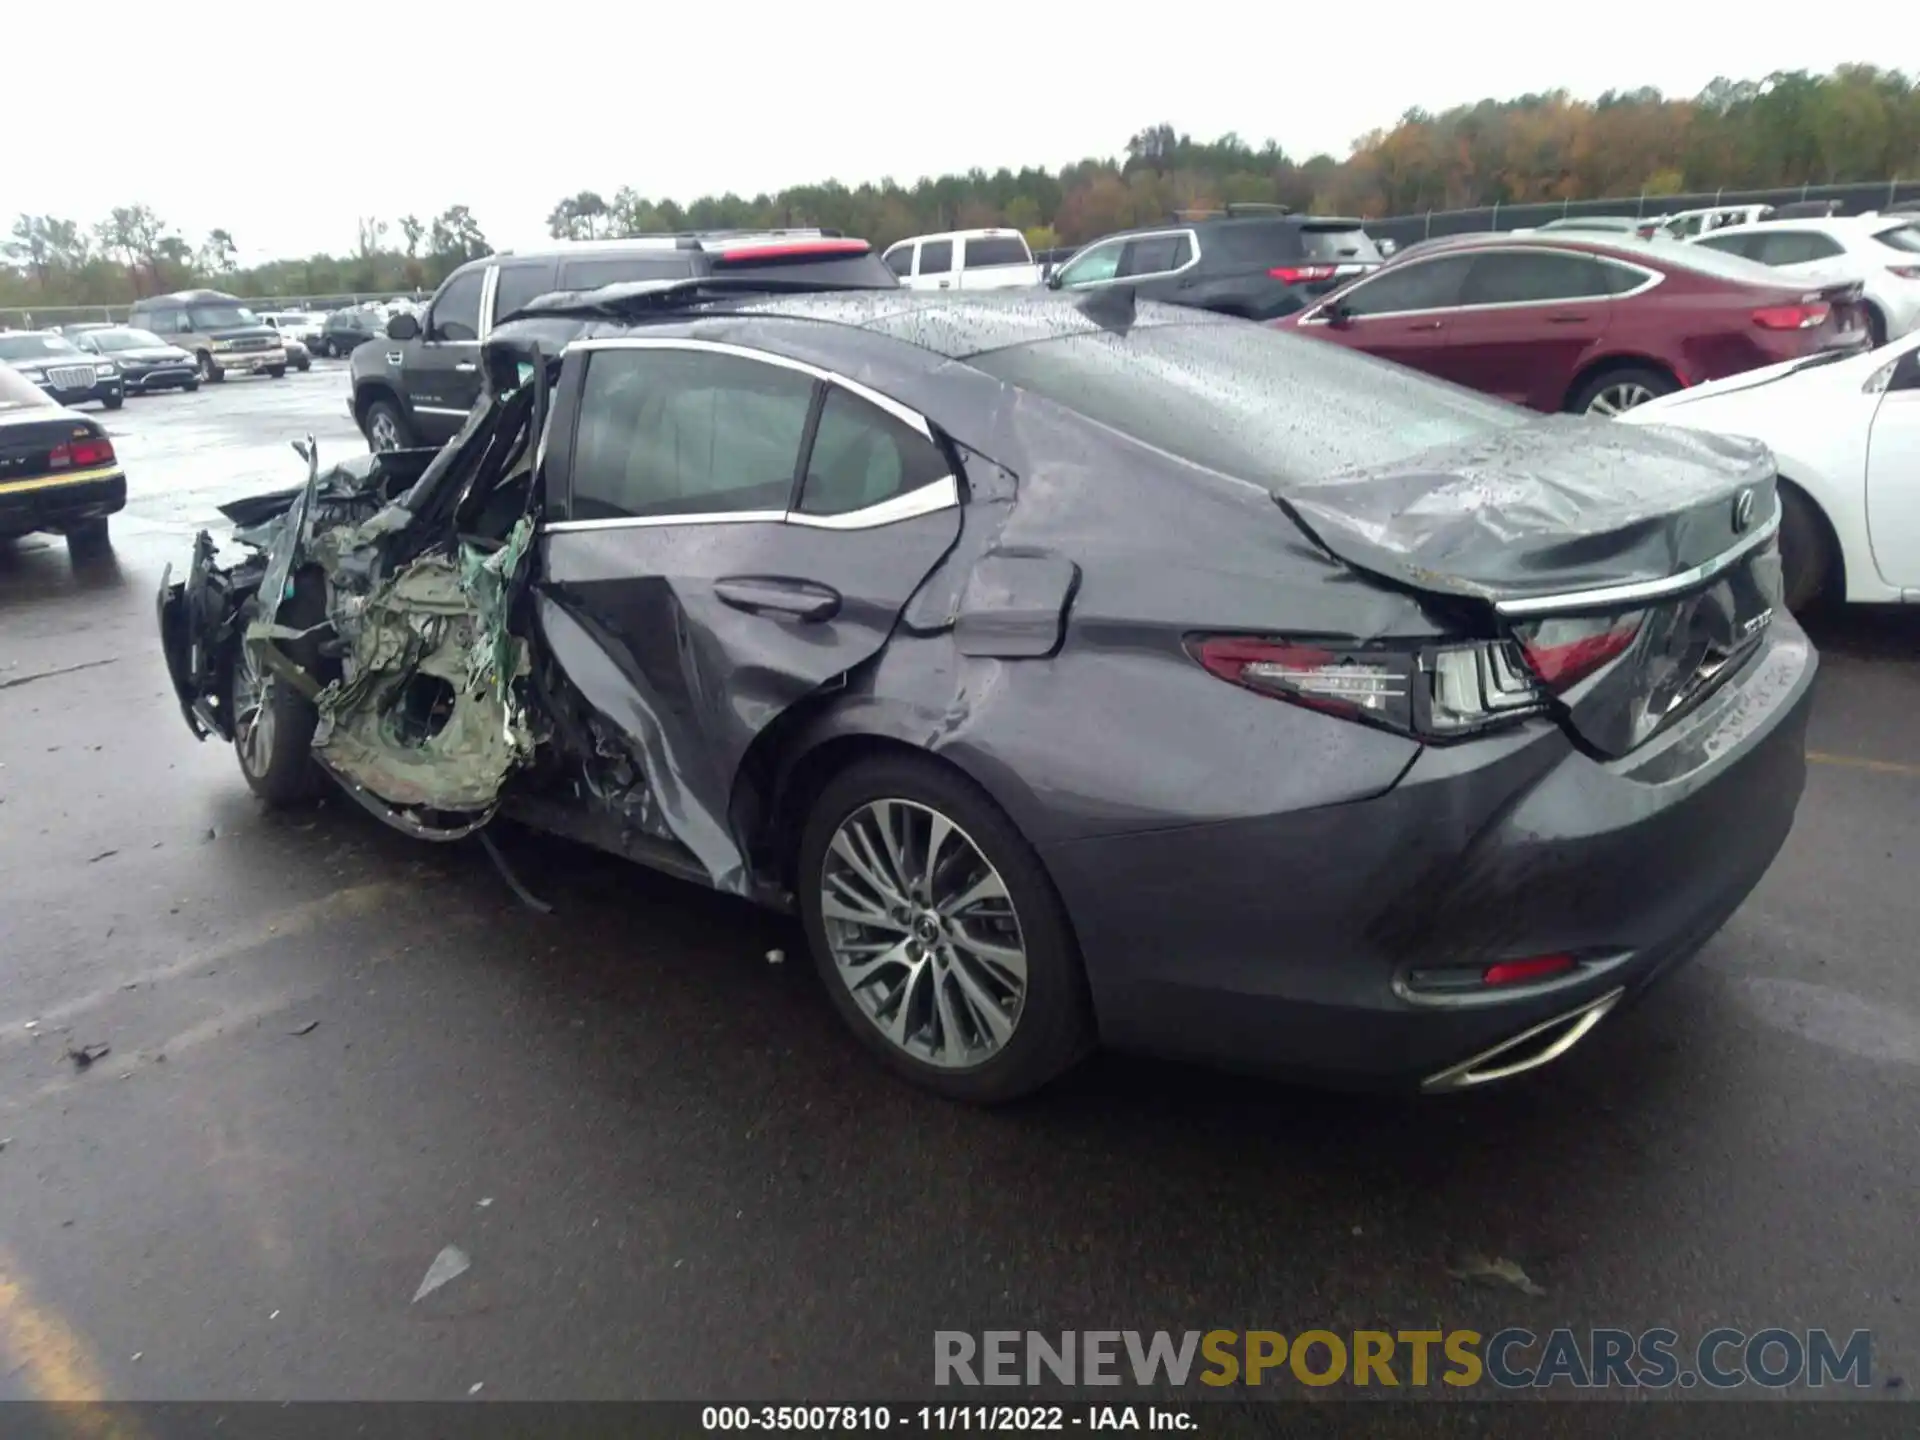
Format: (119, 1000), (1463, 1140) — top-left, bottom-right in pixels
(0, 329), (124, 409)
(317, 307), (387, 357)
(157, 283), (1814, 1103)
(70, 326), (200, 394)
(0, 363), (124, 553)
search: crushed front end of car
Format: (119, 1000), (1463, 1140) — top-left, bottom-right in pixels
(158, 346), (550, 840)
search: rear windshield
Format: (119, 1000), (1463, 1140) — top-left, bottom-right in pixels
(0, 333), (79, 358)
(964, 236), (1031, 268)
(1299, 224), (1383, 263)
(968, 320), (1526, 483)
(1873, 224), (1920, 254)
(711, 250), (900, 288)
(558, 255), (694, 290)
(0, 365), (54, 409)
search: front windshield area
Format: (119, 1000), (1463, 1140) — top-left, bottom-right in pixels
(0, 333), (82, 359)
(187, 304), (260, 329)
(89, 328), (168, 352)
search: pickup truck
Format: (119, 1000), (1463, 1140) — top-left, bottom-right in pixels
(880, 228), (1044, 291)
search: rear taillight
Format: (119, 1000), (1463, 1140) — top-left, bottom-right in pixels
(1187, 635), (1544, 740)
(1270, 265), (1338, 284)
(1888, 265), (1920, 280)
(1751, 302), (1830, 330)
(713, 239), (871, 263)
(1513, 613), (1644, 691)
(47, 435), (115, 469)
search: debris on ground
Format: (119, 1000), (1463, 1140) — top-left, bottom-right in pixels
(476, 1198), (493, 1208)
(412, 1245), (472, 1303)
(766, 948), (786, 965)
(288, 1020), (320, 1037)
(1446, 1251), (1547, 1296)
(86, 850), (119, 864)
(0, 1138), (10, 1153)
(65, 1042), (112, 1070)
(469, 1383), (484, 1396)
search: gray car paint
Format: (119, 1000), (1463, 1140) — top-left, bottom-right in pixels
(158, 289), (1819, 1086)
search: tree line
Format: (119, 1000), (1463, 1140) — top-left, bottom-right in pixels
(7, 65), (1918, 311)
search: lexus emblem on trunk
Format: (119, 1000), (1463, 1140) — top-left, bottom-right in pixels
(1732, 488), (1755, 532)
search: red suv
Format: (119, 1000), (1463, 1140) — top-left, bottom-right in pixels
(1276, 233), (1870, 415)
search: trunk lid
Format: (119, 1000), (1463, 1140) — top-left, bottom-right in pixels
(1274, 416), (1784, 756)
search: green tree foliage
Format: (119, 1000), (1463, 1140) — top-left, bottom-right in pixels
(7, 66), (1919, 310)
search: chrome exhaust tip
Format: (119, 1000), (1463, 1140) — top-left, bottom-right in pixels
(1421, 987), (1626, 1093)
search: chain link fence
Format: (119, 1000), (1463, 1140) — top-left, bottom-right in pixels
(1365, 179), (1920, 248)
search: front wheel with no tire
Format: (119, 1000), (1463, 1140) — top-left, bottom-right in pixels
(798, 755), (1093, 1103)
(231, 595), (328, 805)
(1572, 365), (1677, 417)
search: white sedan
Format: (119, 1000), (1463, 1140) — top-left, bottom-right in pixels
(1689, 214), (1920, 347)
(1620, 330), (1920, 611)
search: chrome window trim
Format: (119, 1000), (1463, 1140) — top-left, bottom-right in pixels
(570, 335), (934, 439)
(1492, 510), (1782, 618)
(476, 263), (500, 340)
(415, 404), (471, 416)
(1298, 247), (1664, 324)
(788, 474), (958, 529)
(1060, 228), (1201, 290)
(545, 339), (958, 534)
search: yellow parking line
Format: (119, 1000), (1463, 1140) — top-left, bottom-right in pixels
(1808, 750), (1920, 779)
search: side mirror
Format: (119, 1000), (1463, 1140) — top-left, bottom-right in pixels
(1321, 301), (1353, 329)
(1045, 271), (1064, 291)
(387, 312), (420, 341)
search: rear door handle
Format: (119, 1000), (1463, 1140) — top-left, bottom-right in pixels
(1547, 314), (1591, 324)
(1406, 319), (1444, 331)
(454, 361), (477, 373)
(714, 576), (841, 622)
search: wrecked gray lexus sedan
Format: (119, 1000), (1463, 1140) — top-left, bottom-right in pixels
(158, 280), (1816, 1103)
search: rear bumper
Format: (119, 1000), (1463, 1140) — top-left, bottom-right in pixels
(0, 470), (127, 535)
(1044, 623), (1817, 1089)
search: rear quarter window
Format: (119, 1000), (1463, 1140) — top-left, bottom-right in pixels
(1873, 224), (1920, 255)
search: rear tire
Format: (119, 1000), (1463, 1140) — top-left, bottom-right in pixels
(797, 754), (1094, 1104)
(266, 365), (287, 379)
(65, 518), (110, 558)
(1570, 365), (1678, 417)
(1778, 483), (1836, 613)
(1865, 305), (1888, 350)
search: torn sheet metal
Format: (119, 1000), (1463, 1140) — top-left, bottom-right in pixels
(1275, 419), (1779, 603)
(308, 520), (537, 815)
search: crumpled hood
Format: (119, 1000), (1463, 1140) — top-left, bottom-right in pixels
(1275, 415), (1777, 603)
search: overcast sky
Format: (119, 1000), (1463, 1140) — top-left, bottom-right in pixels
(8, 3), (1910, 264)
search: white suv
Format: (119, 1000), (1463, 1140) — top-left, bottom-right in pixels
(881, 229), (1043, 292)
(1690, 215), (1920, 347)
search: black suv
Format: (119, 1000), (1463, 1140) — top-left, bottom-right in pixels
(1045, 206), (1383, 321)
(349, 231), (897, 450)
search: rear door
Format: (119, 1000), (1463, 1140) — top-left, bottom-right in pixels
(536, 338), (964, 888)
(914, 237), (955, 291)
(1298, 254), (1473, 376)
(407, 267), (488, 443)
(1865, 343), (1920, 589)
(1438, 248), (1623, 408)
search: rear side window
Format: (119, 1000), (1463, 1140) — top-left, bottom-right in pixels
(969, 323), (1525, 484)
(797, 387), (950, 517)
(141, 307), (183, 334)
(429, 269), (484, 341)
(569, 348), (815, 522)
(918, 240), (953, 275)
(1872, 224), (1920, 255)
(1338, 255), (1472, 315)
(1118, 234), (1192, 278)
(491, 261), (558, 322)
(963, 236), (1030, 269)
(1750, 230), (1846, 266)
(1299, 225), (1383, 264)
(1459, 251), (1617, 305)
(1693, 233), (1757, 259)
(883, 246), (915, 278)
(557, 255), (693, 290)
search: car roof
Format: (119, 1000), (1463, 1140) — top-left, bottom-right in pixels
(132, 288), (242, 305)
(560, 288), (1234, 362)
(1705, 213), (1913, 237)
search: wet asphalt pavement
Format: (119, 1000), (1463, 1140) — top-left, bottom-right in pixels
(0, 363), (1917, 1409)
